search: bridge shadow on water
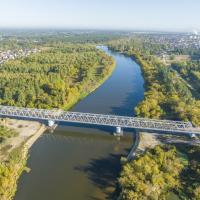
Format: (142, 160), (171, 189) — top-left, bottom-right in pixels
(56, 121), (116, 135)
(74, 150), (130, 200)
(55, 121), (137, 139)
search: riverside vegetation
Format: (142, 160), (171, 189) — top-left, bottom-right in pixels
(108, 37), (200, 200)
(0, 126), (28, 200)
(119, 145), (184, 200)
(119, 145), (200, 200)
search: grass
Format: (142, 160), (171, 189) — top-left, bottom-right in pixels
(0, 125), (18, 143)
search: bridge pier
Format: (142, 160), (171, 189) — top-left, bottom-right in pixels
(48, 120), (55, 127)
(113, 126), (123, 136)
(189, 133), (196, 138)
(127, 130), (140, 161)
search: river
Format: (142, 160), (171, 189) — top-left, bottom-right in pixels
(14, 46), (145, 200)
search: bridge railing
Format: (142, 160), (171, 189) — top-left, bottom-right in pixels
(0, 105), (200, 135)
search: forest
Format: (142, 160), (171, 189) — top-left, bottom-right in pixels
(0, 44), (115, 109)
(119, 145), (200, 200)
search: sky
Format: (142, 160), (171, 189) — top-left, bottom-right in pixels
(0, 0), (200, 31)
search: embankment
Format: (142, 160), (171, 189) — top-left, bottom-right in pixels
(0, 119), (47, 200)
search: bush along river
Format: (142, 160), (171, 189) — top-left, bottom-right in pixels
(14, 46), (145, 200)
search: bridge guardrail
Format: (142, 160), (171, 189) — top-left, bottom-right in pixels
(0, 105), (200, 135)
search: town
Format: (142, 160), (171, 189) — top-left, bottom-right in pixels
(0, 48), (40, 64)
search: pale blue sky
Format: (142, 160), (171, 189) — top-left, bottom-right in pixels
(0, 0), (199, 31)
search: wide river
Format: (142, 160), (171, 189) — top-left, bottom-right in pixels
(14, 46), (145, 200)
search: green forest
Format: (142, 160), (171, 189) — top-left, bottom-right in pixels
(119, 145), (200, 200)
(0, 44), (115, 109)
(108, 39), (200, 126)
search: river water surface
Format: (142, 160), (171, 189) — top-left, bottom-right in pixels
(14, 46), (144, 200)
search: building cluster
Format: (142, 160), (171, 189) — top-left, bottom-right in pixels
(0, 48), (40, 64)
(169, 34), (200, 50)
(147, 33), (200, 56)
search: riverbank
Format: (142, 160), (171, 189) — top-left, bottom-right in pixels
(63, 59), (116, 110)
(0, 119), (46, 159)
(0, 119), (46, 200)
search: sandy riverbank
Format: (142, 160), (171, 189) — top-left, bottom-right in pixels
(136, 132), (199, 155)
(138, 132), (160, 151)
(0, 118), (46, 160)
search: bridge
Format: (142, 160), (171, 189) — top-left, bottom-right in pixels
(0, 105), (200, 135)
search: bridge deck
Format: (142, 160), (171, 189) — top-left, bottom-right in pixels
(0, 105), (200, 135)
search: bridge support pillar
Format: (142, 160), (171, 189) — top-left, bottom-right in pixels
(189, 133), (196, 138)
(113, 126), (123, 136)
(48, 120), (55, 127)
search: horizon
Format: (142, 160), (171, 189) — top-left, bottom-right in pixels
(0, 27), (197, 34)
(1, 0), (200, 32)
